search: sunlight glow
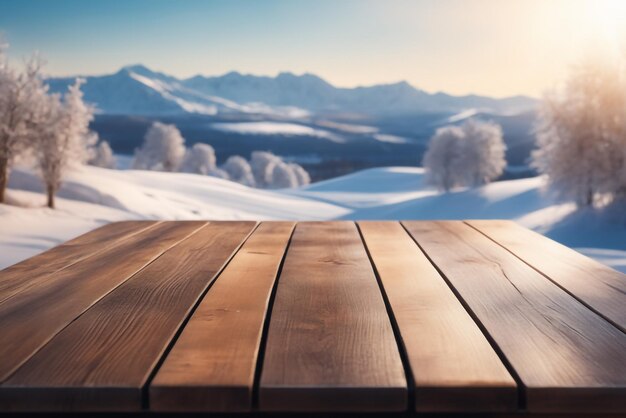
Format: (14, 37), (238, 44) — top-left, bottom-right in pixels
(585, 0), (626, 50)
(4, 0), (626, 96)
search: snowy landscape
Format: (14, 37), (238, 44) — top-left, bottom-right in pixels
(52, 64), (539, 181)
(1, 52), (625, 274)
(1, 50), (625, 275)
(1, 1), (626, 277)
(2, 164), (625, 273)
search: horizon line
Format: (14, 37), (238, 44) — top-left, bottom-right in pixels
(39, 63), (537, 101)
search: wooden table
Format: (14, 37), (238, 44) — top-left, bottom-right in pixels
(0, 221), (624, 416)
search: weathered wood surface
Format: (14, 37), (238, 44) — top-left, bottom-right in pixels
(466, 220), (626, 332)
(0, 222), (255, 412)
(0, 221), (205, 384)
(0, 220), (623, 416)
(259, 222), (407, 412)
(403, 221), (626, 413)
(358, 221), (517, 412)
(0, 221), (157, 305)
(151, 222), (294, 412)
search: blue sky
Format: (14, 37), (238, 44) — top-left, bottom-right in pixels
(1, 0), (624, 97)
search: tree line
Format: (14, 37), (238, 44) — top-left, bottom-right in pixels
(423, 51), (626, 210)
(0, 44), (102, 208)
(0, 41), (311, 209)
(3, 39), (625, 211)
(131, 121), (310, 189)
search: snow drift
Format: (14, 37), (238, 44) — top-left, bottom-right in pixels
(1, 165), (624, 273)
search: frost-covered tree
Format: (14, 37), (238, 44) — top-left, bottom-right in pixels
(269, 161), (299, 188)
(460, 119), (506, 187)
(133, 122), (185, 172)
(289, 162), (311, 186)
(250, 151), (280, 187)
(423, 120), (506, 192)
(89, 139), (116, 169)
(221, 155), (255, 187)
(32, 79), (96, 208)
(180, 143), (216, 175)
(249, 150), (311, 188)
(207, 167), (230, 180)
(422, 125), (465, 191)
(533, 53), (626, 207)
(0, 44), (48, 203)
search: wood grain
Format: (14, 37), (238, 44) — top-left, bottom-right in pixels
(0, 221), (256, 412)
(403, 221), (626, 413)
(150, 221), (295, 412)
(0, 221), (158, 305)
(259, 221), (407, 412)
(466, 220), (626, 332)
(358, 221), (517, 412)
(0, 221), (206, 385)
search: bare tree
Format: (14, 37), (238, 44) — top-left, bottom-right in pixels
(133, 122), (186, 172)
(533, 53), (626, 207)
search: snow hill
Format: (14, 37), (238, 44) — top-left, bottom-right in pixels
(47, 65), (537, 117)
(2, 166), (624, 273)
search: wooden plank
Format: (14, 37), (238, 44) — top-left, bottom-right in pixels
(402, 221), (626, 413)
(466, 220), (626, 332)
(0, 222), (255, 411)
(357, 221), (517, 412)
(259, 221), (407, 412)
(0, 221), (158, 305)
(150, 221), (295, 412)
(0, 221), (256, 412)
(0, 221), (206, 384)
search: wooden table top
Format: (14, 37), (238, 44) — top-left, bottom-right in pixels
(0, 220), (624, 416)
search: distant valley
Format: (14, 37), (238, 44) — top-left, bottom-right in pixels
(48, 65), (539, 180)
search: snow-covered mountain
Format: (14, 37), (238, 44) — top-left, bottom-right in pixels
(47, 65), (265, 116)
(47, 65), (537, 117)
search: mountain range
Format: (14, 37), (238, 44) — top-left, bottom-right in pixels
(47, 64), (537, 117)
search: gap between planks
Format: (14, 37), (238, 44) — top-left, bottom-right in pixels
(402, 221), (626, 414)
(0, 222), (257, 412)
(258, 221), (408, 413)
(464, 220), (626, 334)
(0, 221), (208, 385)
(359, 221), (517, 413)
(399, 221), (528, 410)
(0, 221), (160, 306)
(149, 222), (294, 412)
(142, 221), (262, 410)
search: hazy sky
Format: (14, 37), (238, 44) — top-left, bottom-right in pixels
(1, 0), (625, 97)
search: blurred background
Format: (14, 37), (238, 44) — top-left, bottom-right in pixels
(0, 0), (625, 272)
